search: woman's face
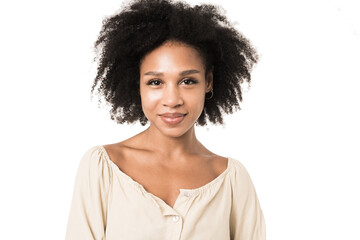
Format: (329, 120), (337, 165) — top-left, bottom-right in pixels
(139, 41), (213, 138)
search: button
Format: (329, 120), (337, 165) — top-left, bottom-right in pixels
(184, 192), (190, 197)
(172, 215), (180, 222)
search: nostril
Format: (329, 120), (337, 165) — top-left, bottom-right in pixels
(162, 92), (183, 107)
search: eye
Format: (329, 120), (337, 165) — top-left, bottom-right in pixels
(181, 78), (198, 85)
(146, 79), (162, 86)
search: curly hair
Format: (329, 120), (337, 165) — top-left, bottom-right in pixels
(91, 0), (258, 126)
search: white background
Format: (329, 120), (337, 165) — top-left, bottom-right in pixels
(0, 0), (359, 239)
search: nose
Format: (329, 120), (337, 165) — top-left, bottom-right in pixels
(162, 84), (183, 108)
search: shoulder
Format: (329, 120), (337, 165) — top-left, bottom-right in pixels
(80, 145), (106, 163)
(229, 158), (250, 175)
(210, 155), (229, 176)
(198, 145), (229, 176)
(229, 158), (246, 171)
(76, 145), (113, 177)
(78, 145), (102, 165)
(102, 142), (140, 166)
(228, 158), (256, 190)
(102, 142), (130, 156)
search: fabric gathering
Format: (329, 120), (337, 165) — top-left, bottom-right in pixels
(65, 145), (265, 239)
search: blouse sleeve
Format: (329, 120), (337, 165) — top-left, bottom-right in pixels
(65, 146), (112, 240)
(229, 160), (266, 240)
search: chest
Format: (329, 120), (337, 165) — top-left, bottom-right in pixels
(106, 178), (232, 240)
(103, 144), (228, 208)
(119, 159), (219, 208)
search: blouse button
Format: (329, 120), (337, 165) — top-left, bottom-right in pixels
(184, 191), (190, 197)
(172, 215), (180, 222)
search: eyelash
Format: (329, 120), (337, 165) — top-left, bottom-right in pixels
(146, 78), (198, 86)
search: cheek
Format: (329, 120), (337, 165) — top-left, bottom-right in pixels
(140, 90), (162, 113)
(186, 90), (206, 111)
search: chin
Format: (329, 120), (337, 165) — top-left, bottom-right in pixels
(158, 126), (191, 138)
(150, 119), (195, 138)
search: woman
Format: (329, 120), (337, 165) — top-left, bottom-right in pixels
(66, 0), (265, 239)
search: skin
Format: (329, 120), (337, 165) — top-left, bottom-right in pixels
(139, 40), (213, 155)
(104, 41), (228, 208)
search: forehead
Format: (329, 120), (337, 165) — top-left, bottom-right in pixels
(140, 41), (206, 72)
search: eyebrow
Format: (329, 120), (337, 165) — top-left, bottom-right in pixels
(144, 69), (200, 76)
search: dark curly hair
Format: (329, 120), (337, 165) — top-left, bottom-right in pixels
(91, 0), (258, 126)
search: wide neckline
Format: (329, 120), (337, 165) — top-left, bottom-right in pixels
(98, 145), (232, 196)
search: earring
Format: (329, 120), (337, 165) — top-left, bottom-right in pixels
(206, 89), (213, 100)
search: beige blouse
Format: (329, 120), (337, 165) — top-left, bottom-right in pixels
(65, 145), (265, 239)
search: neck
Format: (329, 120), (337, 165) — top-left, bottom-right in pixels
(141, 125), (202, 160)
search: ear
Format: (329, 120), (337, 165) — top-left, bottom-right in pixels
(205, 66), (214, 92)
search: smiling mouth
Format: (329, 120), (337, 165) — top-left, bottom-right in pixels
(159, 114), (187, 125)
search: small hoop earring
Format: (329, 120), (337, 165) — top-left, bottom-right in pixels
(206, 89), (213, 100)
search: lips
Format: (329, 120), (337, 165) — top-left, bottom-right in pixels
(159, 112), (187, 125)
(159, 112), (187, 118)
